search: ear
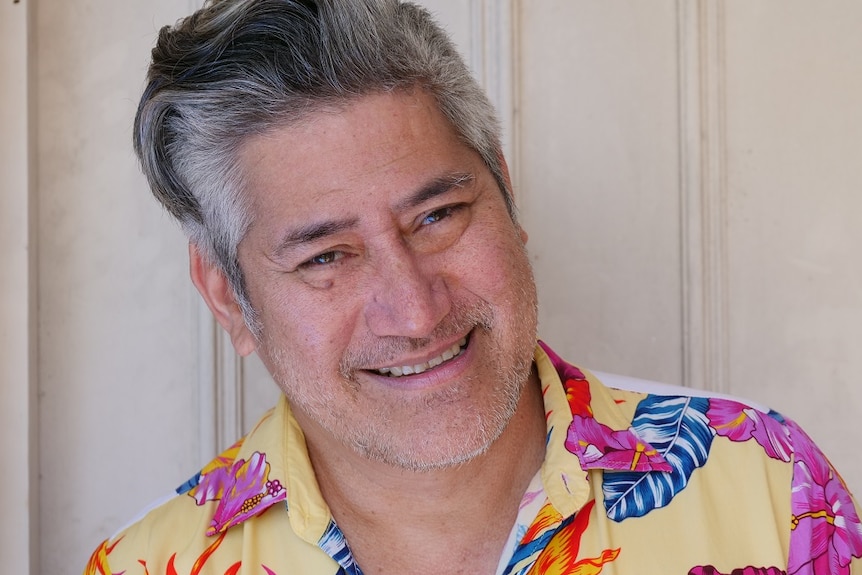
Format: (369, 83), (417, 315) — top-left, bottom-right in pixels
(496, 152), (529, 245)
(189, 243), (257, 357)
(497, 150), (515, 199)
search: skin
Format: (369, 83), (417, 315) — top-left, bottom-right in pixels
(191, 88), (547, 574)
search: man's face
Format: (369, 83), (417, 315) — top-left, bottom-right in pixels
(232, 89), (538, 470)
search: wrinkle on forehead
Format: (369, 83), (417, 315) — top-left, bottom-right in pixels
(235, 89), (484, 255)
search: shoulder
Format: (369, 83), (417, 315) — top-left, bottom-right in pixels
(591, 369), (809, 466)
(83, 400), (322, 575)
(593, 370), (772, 410)
(84, 488), (221, 575)
(83, 425), (279, 574)
(590, 369), (862, 571)
(84, 443), (245, 575)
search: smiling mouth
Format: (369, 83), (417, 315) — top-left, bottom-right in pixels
(374, 336), (469, 377)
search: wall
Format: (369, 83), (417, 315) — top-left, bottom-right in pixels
(1, 2), (37, 573)
(32, 1), (202, 572)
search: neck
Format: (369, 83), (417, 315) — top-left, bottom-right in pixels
(300, 369), (546, 575)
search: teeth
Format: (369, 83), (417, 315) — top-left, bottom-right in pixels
(376, 337), (467, 378)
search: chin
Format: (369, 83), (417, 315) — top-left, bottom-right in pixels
(350, 427), (498, 472)
(345, 358), (531, 472)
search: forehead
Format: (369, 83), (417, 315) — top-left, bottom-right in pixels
(236, 89), (481, 224)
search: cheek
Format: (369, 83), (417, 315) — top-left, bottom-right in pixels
(257, 282), (364, 363)
(463, 224), (533, 299)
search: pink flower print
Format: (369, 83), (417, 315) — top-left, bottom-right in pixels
(202, 451), (287, 536)
(788, 423), (862, 575)
(566, 415), (671, 472)
(188, 439), (245, 504)
(192, 464), (234, 506)
(825, 478), (862, 568)
(519, 487), (543, 510)
(538, 341), (588, 384)
(707, 399), (792, 461)
(689, 567), (786, 575)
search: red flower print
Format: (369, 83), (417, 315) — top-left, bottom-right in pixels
(139, 532), (245, 575)
(83, 537), (123, 575)
(527, 500), (620, 575)
(521, 502), (565, 546)
(538, 341), (593, 418)
(563, 376), (592, 419)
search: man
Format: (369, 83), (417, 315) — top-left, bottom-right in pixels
(86, 1), (862, 574)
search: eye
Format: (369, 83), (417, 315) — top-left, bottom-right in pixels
(409, 203), (471, 254)
(420, 205), (461, 227)
(300, 250), (344, 268)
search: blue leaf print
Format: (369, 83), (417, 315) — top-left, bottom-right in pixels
(175, 471), (201, 495)
(319, 520), (364, 575)
(500, 515), (574, 575)
(603, 395), (714, 521)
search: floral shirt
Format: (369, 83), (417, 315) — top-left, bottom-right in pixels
(85, 342), (862, 575)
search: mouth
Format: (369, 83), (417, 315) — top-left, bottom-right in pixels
(374, 336), (469, 378)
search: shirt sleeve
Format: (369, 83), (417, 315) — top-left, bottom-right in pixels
(784, 417), (862, 574)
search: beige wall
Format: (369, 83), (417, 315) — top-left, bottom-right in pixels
(1, 2), (38, 574)
(27, 1), (202, 572)
(518, 1), (684, 385)
(722, 0), (862, 482)
(2, 1), (860, 572)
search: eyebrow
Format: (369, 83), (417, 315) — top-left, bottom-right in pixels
(393, 173), (475, 212)
(274, 217), (359, 257)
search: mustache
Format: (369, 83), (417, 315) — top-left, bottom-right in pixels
(339, 299), (495, 377)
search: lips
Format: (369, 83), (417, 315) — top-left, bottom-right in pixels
(374, 336), (468, 377)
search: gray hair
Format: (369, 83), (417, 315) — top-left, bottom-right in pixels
(134, 0), (512, 328)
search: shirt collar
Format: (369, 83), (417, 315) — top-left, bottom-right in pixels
(536, 341), (671, 518)
(196, 340), (670, 537)
(188, 393), (331, 543)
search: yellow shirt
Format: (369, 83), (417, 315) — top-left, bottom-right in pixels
(85, 342), (862, 575)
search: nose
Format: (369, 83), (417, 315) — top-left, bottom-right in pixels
(363, 240), (450, 338)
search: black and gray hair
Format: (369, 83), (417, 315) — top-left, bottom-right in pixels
(134, 0), (511, 327)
